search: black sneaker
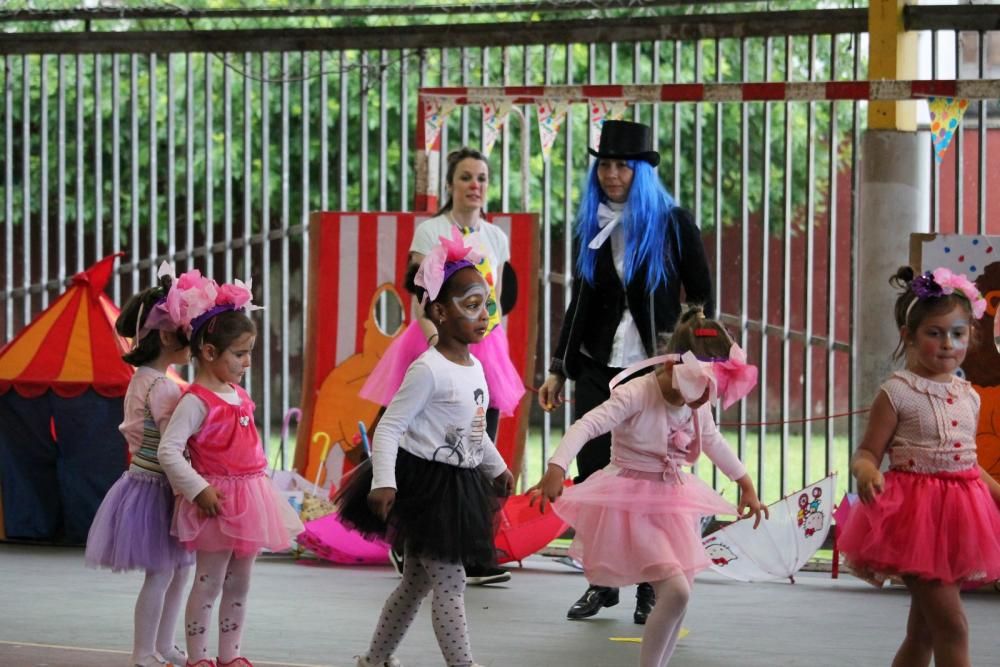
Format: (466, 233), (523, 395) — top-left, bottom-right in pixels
(388, 547), (404, 576)
(465, 565), (511, 585)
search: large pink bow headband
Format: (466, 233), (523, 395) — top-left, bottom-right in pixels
(413, 226), (484, 303)
(139, 262), (261, 339)
(609, 343), (758, 410)
(906, 267), (987, 321)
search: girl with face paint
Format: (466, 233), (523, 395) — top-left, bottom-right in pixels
(839, 266), (1000, 667)
(336, 232), (514, 667)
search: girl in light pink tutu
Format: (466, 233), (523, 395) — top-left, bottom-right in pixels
(85, 263), (194, 667)
(158, 275), (303, 667)
(530, 306), (767, 667)
(839, 266), (1000, 667)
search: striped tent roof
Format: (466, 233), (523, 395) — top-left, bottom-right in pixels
(0, 253), (133, 398)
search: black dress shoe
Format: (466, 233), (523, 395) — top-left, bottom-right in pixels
(567, 584), (620, 620)
(633, 581), (656, 625)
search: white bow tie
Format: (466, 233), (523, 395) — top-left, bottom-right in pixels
(589, 203), (623, 250)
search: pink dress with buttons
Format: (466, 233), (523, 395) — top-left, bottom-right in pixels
(840, 370), (1000, 586)
(171, 384), (304, 557)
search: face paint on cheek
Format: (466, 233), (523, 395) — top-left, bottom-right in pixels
(451, 284), (490, 320)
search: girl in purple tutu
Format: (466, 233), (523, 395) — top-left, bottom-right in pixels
(85, 263), (195, 667)
(530, 307), (767, 667)
(158, 277), (303, 667)
(839, 266), (1000, 667)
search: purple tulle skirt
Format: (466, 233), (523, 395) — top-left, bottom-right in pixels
(359, 319), (525, 416)
(85, 469), (194, 573)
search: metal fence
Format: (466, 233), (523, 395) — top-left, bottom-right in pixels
(1, 6), (998, 501)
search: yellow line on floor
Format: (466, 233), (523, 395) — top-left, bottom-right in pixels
(0, 640), (328, 667)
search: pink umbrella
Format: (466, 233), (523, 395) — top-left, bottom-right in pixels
(494, 487), (570, 565)
(297, 513), (389, 565)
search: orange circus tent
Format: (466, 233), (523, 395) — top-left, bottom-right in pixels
(0, 254), (134, 543)
(0, 253), (132, 399)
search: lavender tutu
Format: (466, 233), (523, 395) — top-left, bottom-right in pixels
(85, 470), (194, 573)
(359, 320), (525, 416)
(553, 467), (737, 587)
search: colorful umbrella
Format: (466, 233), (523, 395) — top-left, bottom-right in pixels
(297, 512), (390, 565)
(701, 474), (837, 583)
(494, 487), (570, 565)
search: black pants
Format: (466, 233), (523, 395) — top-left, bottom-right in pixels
(571, 354), (654, 483)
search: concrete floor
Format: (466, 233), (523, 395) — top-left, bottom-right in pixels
(0, 543), (998, 667)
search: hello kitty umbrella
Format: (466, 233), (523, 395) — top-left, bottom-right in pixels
(701, 473), (836, 583)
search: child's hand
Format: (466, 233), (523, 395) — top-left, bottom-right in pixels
(856, 465), (884, 505)
(367, 487), (397, 521)
(494, 469), (515, 497)
(194, 485), (224, 518)
(735, 476), (768, 529)
(528, 464), (566, 513)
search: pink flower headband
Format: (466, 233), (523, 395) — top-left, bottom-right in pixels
(413, 226), (484, 303)
(139, 263), (261, 339)
(906, 267), (987, 322)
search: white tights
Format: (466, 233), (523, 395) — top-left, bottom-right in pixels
(184, 550), (256, 664)
(639, 574), (693, 667)
(133, 566), (190, 664)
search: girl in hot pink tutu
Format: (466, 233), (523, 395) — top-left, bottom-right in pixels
(158, 276), (303, 667)
(840, 266), (1000, 667)
(530, 306), (767, 667)
(85, 263), (194, 667)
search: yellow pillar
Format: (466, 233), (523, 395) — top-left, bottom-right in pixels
(868, 0), (919, 131)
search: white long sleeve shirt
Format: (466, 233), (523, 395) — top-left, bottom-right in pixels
(371, 347), (508, 490)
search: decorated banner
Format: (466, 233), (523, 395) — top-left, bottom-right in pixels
(481, 98), (515, 157)
(928, 97), (970, 163)
(536, 98), (572, 161)
(702, 474), (836, 583)
(423, 96), (458, 153)
(589, 98), (629, 149)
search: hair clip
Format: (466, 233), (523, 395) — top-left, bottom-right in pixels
(693, 328), (718, 337)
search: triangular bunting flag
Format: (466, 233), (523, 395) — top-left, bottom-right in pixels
(589, 99), (629, 150)
(537, 98), (572, 162)
(423, 96), (458, 153)
(928, 97), (970, 163)
(481, 98), (514, 157)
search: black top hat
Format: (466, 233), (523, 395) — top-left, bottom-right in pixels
(588, 120), (660, 167)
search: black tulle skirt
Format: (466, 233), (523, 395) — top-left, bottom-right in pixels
(335, 448), (501, 569)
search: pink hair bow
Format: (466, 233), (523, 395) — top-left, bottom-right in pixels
(671, 351), (718, 405)
(714, 343), (759, 410)
(414, 226), (484, 302)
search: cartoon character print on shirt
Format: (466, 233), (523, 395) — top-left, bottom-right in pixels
(705, 542), (738, 567)
(432, 388), (488, 466)
(434, 425), (468, 465)
(797, 486), (825, 538)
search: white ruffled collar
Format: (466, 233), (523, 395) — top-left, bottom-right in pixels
(893, 369), (967, 399)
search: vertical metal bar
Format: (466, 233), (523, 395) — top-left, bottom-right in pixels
(58, 54), (66, 287)
(711, 38), (723, 490)
(93, 54), (103, 261)
(243, 52), (252, 286)
(849, 32), (862, 488)
(40, 55), (50, 307)
(339, 51), (348, 208)
(319, 52), (329, 212)
(480, 47), (489, 159)
(781, 36), (793, 497)
(75, 55), (87, 271)
(75, 55), (84, 272)
(558, 43), (575, 468)
(4, 57), (13, 339)
(651, 41), (660, 159)
(500, 47), (510, 211)
(400, 48), (410, 210)
(179, 54), (189, 269)
(149, 53), (158, 283)
(280, 51), (291, 469)
(379, 49), (389, 211)
(739, 37), (750, 469)
(300, 52), (310, 409)
(673, 41), (682, 197)
(826, 34), (839, 479)
(977, 31), (987, 235)
(204, 54), (214, 277)
(759, 37), (773, 498)
(167, 54), (176, 263)
(360, 51), (369, 212)
(130, 54), (140, 294)
(224, 55), (233, 281)
(930, 31), (940, 233)
(802, 35), (817, 487)
(460, 46), (470, 146)
(22, 56), (32, 326)
(609, 42), (617, 83)
(521, 45), (531, 212)
(111, 54), (121, 304)
(633, 42), (641, 122)
(541, 44), (552, 469)
(258, 51), (270, 414)
(693, 40), (702, 226)
(955, 34), (964, 233)
(440, 48), (449, 203)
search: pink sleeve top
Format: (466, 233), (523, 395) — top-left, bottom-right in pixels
(118, 366), (182, 456)
(549, 373), (747, 481)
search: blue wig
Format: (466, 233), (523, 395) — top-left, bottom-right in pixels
(574, 160), (677, 290)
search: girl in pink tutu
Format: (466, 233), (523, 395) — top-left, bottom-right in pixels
(530, 306), (767, 667)
(158, 276), (303, 667)
(839, 266), (1000, 667)
(85, 264), (194, 667)
(337, 231), (514, 667)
